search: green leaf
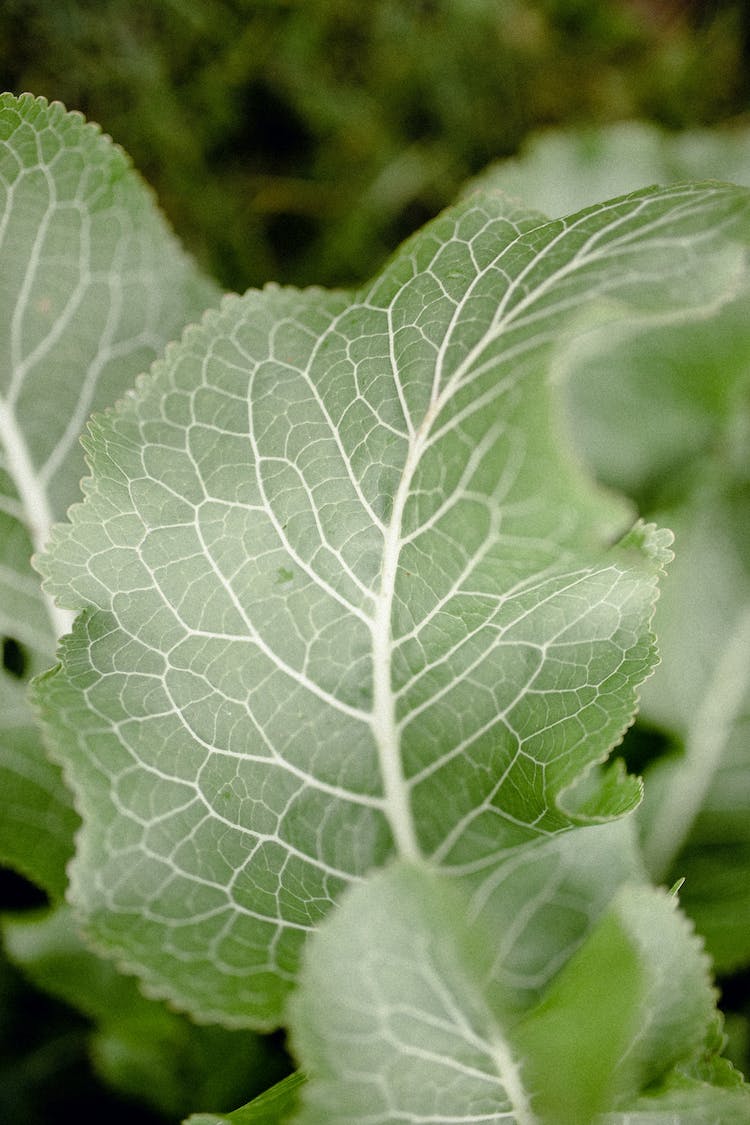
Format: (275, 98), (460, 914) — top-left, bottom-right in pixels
(184, 1072), (306, 1125)
(475, 125), (750, 980)
(599, 1076), (750, 1124)
(467, 121), (750, 221)
(0, 670), (76, 897)
(288, 864), (721, 1125)
(637, 484), (750, 971)
(510, 898), (644, 1124)
(468, 123), (750, 499)
(466, 817), (645, 1018)
(507, 882), (715, 1124)
(0, 91), (220, 644)
(558, 290), (750, 500)
(289, 861), (537, 1124)
(0, 92), (221, 893)
(35, 184), (749, 1027)
(2, 903), (279, 1118)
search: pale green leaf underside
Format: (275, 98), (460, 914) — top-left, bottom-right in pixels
(36, 183), (749, 1026)
(290, 862), (536, 1125)
(0, 93), (220, 892)
(0, 91), (220, 642)
(288, 862), (723, 1125)
(598, 1080), (750, 1125)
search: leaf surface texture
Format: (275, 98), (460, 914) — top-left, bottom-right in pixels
(36, 183), (750, 1025)
(0, 92), (220, 893)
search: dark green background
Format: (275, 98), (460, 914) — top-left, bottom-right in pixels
(3, 0), (749, 294)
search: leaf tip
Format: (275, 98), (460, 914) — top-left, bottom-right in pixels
(619, 520), (675, 570)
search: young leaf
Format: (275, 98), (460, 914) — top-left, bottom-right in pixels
(598, 1077), (750, 1125)
(289, 861), (537, 1125)
(0, 92), (221, 893)
(288, 863), (726, 1125)
(511, 882), (715, 1124)
(36, 184), (748, 1027)
(285, 819), (646, 1122)
(466, 817), (644, 1018)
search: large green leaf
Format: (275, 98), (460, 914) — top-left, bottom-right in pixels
(0, 92), (220, 894)
(36, 183), (749, 1027)
(288, 861), (729, 1125)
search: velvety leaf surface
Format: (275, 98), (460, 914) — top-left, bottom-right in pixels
(288, 863), (725, 1125)
(0, 92), (221, 894)
(36, 184), (749, 1027)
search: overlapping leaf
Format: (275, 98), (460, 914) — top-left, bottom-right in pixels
(470, 122), (750, 979)
(184, 1073), (305, 1125)
(0, 92), (220, 893)
(288, 859), (735, 1125)
(36, 183), (749, 1026)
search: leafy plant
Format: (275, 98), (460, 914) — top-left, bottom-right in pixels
(1, 92), (749, 1122)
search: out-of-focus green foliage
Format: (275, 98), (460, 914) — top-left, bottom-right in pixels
(1, 0), (748, 291)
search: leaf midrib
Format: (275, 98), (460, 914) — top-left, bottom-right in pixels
(0, 395), (74, 640)
(370, 414), (429, 861)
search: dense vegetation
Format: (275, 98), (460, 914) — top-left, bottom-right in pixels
(1, 3), (749, 1122)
